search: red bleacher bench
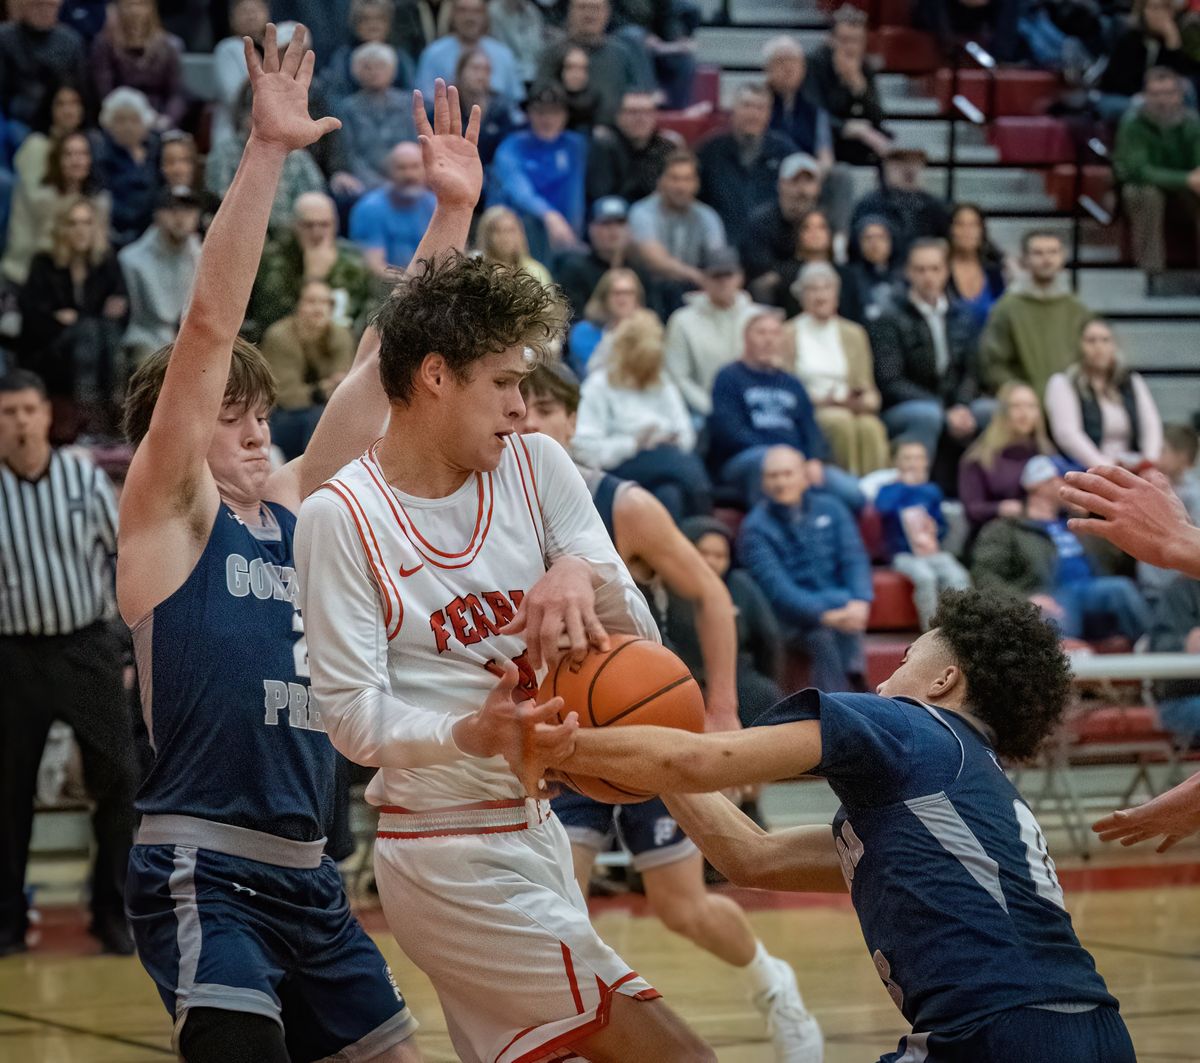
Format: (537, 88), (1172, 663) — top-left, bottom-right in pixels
(868, 27), (940, 74)
(988, 116), (1075, 165)
(1068, 705), (1169, 746)
(1045, 163), (1114, 212)
(869, 569), (919, 631)
(691, 64), (720, 109)
(656, 106), (722, 147)
(933, 69), (1059, 119)
(827, 0), (913, 25)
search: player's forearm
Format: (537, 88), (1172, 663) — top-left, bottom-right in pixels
(179, 135), (287, 349)
(694, 579), (739, 720)
(318, 686), (465, 769)
(1165, 526), (1200, 579)
(408, 204), (474, 272)
(661, 792), (767, 885)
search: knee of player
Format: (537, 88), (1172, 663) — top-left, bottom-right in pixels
(651, 892), (709, 939)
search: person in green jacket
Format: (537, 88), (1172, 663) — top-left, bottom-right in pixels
(978, 230), (1091, 401)
(1113, 66), (1200, 279)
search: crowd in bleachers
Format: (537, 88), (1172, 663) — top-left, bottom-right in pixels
(0, 0), (1198, 740)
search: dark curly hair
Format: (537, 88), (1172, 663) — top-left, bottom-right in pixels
(930, 589), (1073, 762)
(374, 251), (570, 405)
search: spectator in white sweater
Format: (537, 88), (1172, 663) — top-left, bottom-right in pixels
(573, 309), (712, 521)
(664, 247), (762, 416)
(1043, 318), (1163, 470)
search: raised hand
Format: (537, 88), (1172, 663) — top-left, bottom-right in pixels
(246, 24), (341, 153)
(1062, 465), (1200, 577)
(412, 79), (482, 211)
(1093, 774), (1200, 853)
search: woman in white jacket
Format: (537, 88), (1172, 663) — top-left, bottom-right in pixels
(572, 309), (713, 521)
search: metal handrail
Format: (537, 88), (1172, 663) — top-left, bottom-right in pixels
(946, 41), (998, 203)
(1069, 136), (1114, 291)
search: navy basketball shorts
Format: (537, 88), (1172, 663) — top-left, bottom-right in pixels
(552, 790), (696, 871)
(879, 1004), (1136, 1063)
(126, 844), (418, 1061)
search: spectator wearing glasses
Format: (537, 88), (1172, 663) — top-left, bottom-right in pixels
(250, 191), (375, 342)
(566, 265), (645, 375)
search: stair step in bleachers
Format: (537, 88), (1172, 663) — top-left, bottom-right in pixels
(720, 67), (942, 116)
(1077, 268), (1200, 315)
(695, 25), (826, 68)
(1111, 321), (1200, 372)
(845, 165), (1055, 212)
(698, 0), (824, 27)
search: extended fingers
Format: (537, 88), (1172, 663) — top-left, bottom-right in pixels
(280, 23), (307, 77)
(298, 45), (316, 92)
(465, 103), (482, 145)
(562, 606), (588, 665)
(433, 78), (450, 136)
(1060, 484), (1115, 518)
(1062, 467), (1134, 502)
(447, 84), (463, 136)
(412, 89), (433, 139)
(261, 23), (280, 73)
(1065, 516), (1116, 542)
(244, 35), (263, 79)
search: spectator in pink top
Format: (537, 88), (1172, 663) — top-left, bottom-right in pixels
(1043, 318), (1163, 471)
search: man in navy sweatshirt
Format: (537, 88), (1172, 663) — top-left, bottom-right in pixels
(738, 445), (873, 691)
(708, 309), (863, 511)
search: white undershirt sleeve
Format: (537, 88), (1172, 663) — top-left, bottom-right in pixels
(294, 491), (468, 769)
(525, 433), (661, 643)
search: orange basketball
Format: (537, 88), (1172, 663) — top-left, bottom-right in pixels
(539, 634), (706, 803)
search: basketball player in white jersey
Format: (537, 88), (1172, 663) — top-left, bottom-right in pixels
(520, 363), (823, 1062)
(295, 210), (717, 1062)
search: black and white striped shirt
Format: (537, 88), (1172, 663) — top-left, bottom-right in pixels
(0, 448), (119, 637)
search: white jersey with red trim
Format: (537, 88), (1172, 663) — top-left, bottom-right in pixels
(294, 432), (658, 811)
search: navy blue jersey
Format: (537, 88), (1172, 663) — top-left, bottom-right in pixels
(132, 503), (334, 841)
(758, 691), (1117, 1037)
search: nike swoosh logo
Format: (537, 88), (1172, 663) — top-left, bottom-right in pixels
(398, 563), (423, 577)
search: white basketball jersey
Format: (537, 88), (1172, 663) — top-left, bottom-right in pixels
(297, 433), (656, 810)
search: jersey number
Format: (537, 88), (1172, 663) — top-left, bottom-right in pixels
(1014, 800), (1065, 909)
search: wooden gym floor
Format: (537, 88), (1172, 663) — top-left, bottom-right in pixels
(3, 862), (1200, 1063)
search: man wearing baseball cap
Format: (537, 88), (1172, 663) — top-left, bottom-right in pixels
(741, 153), (823, 300)
(556, 196), (656, 318)
(118, 186), (202, 367)
(849, 144), (949, 260)
(971, 455), (1149, 643)
(489, 80), (587, 257)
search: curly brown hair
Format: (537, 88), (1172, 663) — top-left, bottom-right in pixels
(930, 589), (1073, 762)
(374, 251), (569, 405)
(123, 337), (276, 446)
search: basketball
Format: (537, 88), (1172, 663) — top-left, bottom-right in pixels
(539, 635), (706, 803)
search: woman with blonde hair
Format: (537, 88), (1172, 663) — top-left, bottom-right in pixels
(475, 204), (554, 287)
(1044, 317), (1163, 470)
(573, 309), (712, 520)
(958, 380), (1057, 530)
(91, 0), (187, 128)
(783, 261), (888, 475)
(567, 266), (644, 374)
(18, 196), (128, 437)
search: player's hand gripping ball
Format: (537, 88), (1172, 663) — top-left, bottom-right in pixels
(538, 635), (705, 802)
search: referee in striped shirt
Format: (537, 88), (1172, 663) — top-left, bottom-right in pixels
(0, 369), (137, 956)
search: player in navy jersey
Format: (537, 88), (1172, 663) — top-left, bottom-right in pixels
(521, 590), (1136, 1062)
(116, 26), (482, 1063)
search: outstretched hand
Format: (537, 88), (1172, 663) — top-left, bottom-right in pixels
(1061, 465), (1200, 577)
(413, 79), (482, 211)
(1093, 774), (1200, 853)
(246, 24), (341, 153)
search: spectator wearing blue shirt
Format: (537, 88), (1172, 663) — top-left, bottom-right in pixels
(95, 87), (162, 248)
(875, 441), (971, 630)
(415, 0), (524, 105)
(709, 309), (864, 512)
(739, 445), (873, 692)
(348, 141), (436, 275)
(337, 43), (418, 190)
(971, 456), (1150, 642)
(488, 81), (587, 261)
